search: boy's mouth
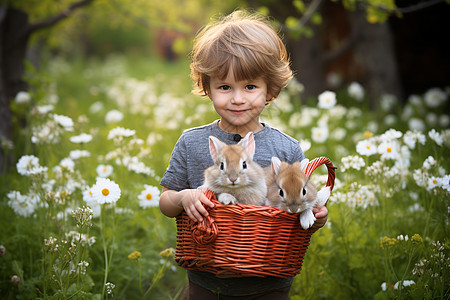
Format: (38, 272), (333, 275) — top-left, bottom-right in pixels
(229, 109), (248, 115)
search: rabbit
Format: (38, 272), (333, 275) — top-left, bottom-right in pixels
(202, 132), (267, 206)
(265, 157), (331, 229)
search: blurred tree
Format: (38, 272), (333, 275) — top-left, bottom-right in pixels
(250, 0), (447, 104)
(0, 0), (238, 173)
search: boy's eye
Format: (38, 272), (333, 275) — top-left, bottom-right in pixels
(219, 85), (231, 91)
(246, 85), (256, 90)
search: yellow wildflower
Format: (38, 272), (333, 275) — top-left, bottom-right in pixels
(363, 131), (374, 138)
(380, 236), (397, 248)
(412, 234), (423, 244)
(160, 248), (175, 258)
(128, 250), (142, 260)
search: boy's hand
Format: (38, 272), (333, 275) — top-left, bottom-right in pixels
(181, 188), (215, 222)
(311, 206), (328, 230)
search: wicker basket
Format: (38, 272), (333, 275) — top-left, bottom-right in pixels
(175, 157), (336, 278)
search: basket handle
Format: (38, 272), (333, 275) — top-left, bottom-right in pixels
(191, 190), (219, 245)
(303, 156), (337, 192)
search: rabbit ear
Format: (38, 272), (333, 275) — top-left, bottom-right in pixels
(300, 158), (309, 172)
(239, 132), (255, 159)
(209, 136), (224, 160)
(271, 157), (282, 176)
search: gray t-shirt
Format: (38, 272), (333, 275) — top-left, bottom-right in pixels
(160, 120), (304, 296)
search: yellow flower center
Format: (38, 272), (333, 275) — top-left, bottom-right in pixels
(318, 132), (322, 137)
(366, 145), (371, 150)
(433, 179), (437, 184)
(89, 191), (92, 196)
(146, 193), (152, 200)
(102, 188), (110, 196)
(387, 147), (392, 153)
(103, 167), (107, 172)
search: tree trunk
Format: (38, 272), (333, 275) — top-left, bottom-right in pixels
(348, 6), (402, 107)
(0, 7), (30, 172)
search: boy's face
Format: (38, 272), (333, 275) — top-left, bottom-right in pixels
(208, 70), (272, 135)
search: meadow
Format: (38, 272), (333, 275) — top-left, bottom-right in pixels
(0, 54), (448, 299)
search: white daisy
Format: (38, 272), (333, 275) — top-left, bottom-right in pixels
(105, 109), (123, 124)
(91, 178), (121, 204)
(311, 126), (329, 143)
(424, 87), (447, 108)
(96, 164), (114, 178)
(340, 155), (365, 172)
(16, 155), (48, 176)
(347, 82), (364, 101)
(53, 114), (74, 131)
(427, 176), (440, 190)
(381, 128), (402, 141)
(15, 91), (31, 104)
(403, 130), (426, 149)
(299, 139), (311, 152)
(318, 91), (337, 109)
(138, 185), (161, 208)
(356, 139), (378, 156)
(428, 129), (443, 146)
(107, 127), (135, 140)
(378, 140), (400, 160)
(59, 158), (75, 171)
(7, 191), (40, 217)
(70, 133), (93, 144)
(69, 150), (91, 159)
(408, 118), (426, 131)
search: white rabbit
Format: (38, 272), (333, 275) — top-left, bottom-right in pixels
(265, 157), (331, 229)
(202, 132), (267, 206)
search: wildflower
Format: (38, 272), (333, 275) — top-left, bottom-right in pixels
(380, 236), (397, 248)
(70, 133), (93, 144)
(16, 155), (48, 176)
(427, 176), (440, 190)
(15, 91), (31, 104)
(138, 185), (161, 208)
(380, 128), (402, 141)
(397, 234), (409, 242)
(424, 87), (447, 108)
(105, 109), (123, 123)
(107, 126), (135, 140)
(380, 94), (397, 111)
(7, 191), (40, 217)
(378, 140), (400, 160)
(347, 82), (364, 101)
(412, 234), (423, 243)
(408, 118), (426, 131)
(72, 206), (93, 228)
(299, 139), (311, 152)
(438, 175), (449, 192)
(356, 139), (377, 156)
(160, 248), (175, 258)
(53, 114), (74, 130)
(394, 280), (415, 289)
(318, 91), (337, 109)
(89, 101), (104, 114)
(340, 155), (365, 172)
(105, 282), (115, 295)
(403, 130), (426, 149)
(34, 104), (54, 114)
(422, 156), (436, 170)
(311, 126), (329, 143)
(440, 114), (450, 127)
(59, 158), (75, 171)
(363, 131), (373, 138)
(11, 275), (20, 285)
(0, 245), (6, 257)
(96, 164), (114, 178)
(128, 250), (142, 260)
(428, 129), (443, 146)
(91, 178), (121, 204)
(78, 261), (89, 275)
(69, 150), (91, 159)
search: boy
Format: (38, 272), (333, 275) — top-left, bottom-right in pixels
(159, 10), (328, 299)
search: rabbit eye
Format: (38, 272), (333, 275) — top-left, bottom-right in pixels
(220, 162), (224, 170)
(279, 189), (284, 197)
(242, 161), (247, 169)
(302, 187), (306, 196)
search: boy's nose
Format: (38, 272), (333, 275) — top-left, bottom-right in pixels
(231, 90), (245, 104)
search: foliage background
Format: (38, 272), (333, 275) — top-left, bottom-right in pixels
(1, 0), (449, 299)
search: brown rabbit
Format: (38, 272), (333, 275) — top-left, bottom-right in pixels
(266, 157), (329, 229)
(203, 132), (267, 206)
